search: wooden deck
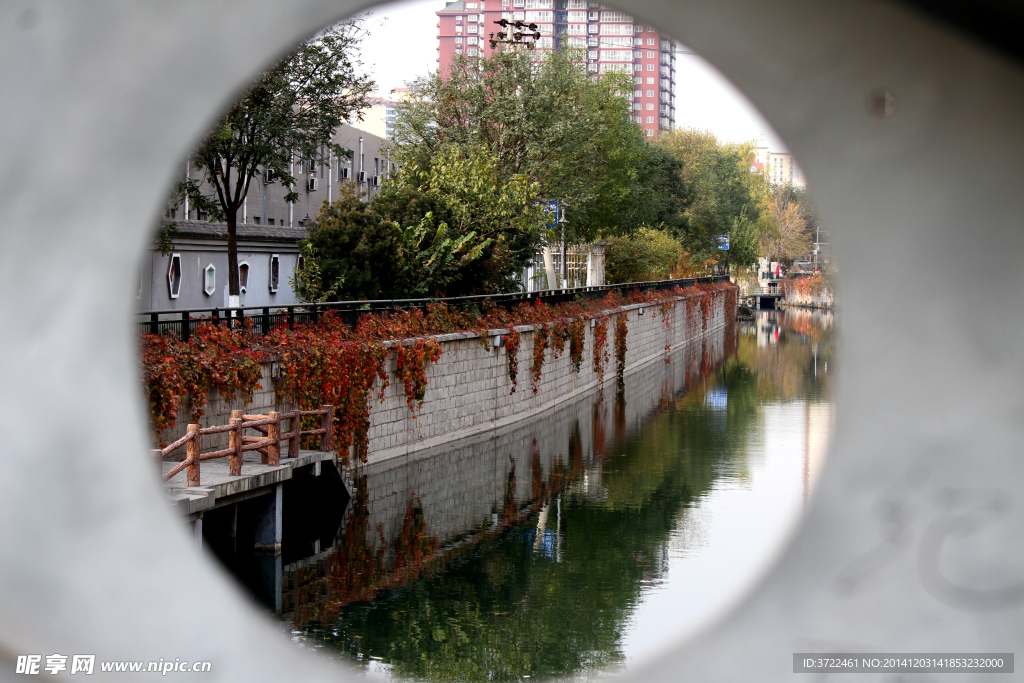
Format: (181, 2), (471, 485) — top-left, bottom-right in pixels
(164, 449), (337, 519)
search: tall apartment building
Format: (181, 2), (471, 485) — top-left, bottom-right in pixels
(753, 138), (806, 189)
(351, 97), (400, 140)
(436, 0), (676, 137)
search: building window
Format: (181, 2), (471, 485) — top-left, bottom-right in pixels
(646, 116), (654, 123)
(647, 76), (655, 84)
(468, 24), (477, 33)
(599, 23), (633, 34)
(537, 36), (553, 48)
(646, 89), (654, 97)
(645, 103), (654, 110)
(468, 14), (478, 20)
(587, 24), (598, 32)
(269, 255), (280, 293)
(633, 64), (642, 72)
(647, 25), (655, 31)
(647, 38), (655, 45)
(467, 36), (477, 44)
(599, 11), (633, 21)
(203, 264), (216, 297)
(456, 36), (463, 43)
(525, 10), (552, 21)
(646, 129), (654, 136)
(167, 254), (182, 299)
(253, 216), (261, 225)
(568, 10), (586, 20)
(647, 63), (654, 71)
(503, 0), (509, 5)
(647, 51), (655, 58)
(634, 115), (642, 123)
(634, 89), (642, 97)
(514, 0), (525, 7)
(514, 11), (525, 19)
(467, 47), (478, 55)
(567, 23), (586, 34)
(238, 262), (249, 293)
(466, 2), (478, 7)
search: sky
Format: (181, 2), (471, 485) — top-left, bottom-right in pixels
(354, 0), (788, 150)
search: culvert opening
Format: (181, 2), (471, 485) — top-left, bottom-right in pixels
(136, 2), (836, 679)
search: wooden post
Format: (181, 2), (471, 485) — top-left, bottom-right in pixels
(229, 417), (243, 476)
(289, 413), (301, 458)
(152, 449), (163, 478)
(268, 411), (280, 466)
(186, 424), (200, 487)
(321, 405), (334, 451)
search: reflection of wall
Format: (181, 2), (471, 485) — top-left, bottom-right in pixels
(359, 323), (733, 551)
(348, 323), (733, 552)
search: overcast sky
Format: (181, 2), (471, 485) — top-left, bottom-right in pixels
(355, 0), (787, 150)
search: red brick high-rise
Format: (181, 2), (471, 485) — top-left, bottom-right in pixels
(436, 1), (676, 137)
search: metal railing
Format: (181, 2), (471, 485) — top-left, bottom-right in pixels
(137, 275), (730, 340)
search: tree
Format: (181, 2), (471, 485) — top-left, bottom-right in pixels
(760, 186), (813, 264)
(302, 183), (400, 300)
(178, 23), (372, 304)
(403, 144), (545, 293)
(604, 227), (686, 284)
(392, 49), (649, 245)
(656, 128), (763, 269)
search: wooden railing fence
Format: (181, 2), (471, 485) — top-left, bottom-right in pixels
(155, 405), (334, 487)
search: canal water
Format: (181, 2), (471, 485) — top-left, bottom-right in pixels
(222, 309), (834, 681)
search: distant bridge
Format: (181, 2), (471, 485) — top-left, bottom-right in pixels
(746, 287), (785, 309)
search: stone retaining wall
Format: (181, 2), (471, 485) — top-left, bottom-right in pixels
(158, 290), (735, 466)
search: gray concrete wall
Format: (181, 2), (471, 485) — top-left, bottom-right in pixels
(140, 237), (302, 311)
(11, 2), (1022, 681)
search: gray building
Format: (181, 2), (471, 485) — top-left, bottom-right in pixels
(146, 125), (392, 311)
(140, 221), (304, 311)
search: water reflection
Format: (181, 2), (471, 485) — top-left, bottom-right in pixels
(260, 310), (831, 681)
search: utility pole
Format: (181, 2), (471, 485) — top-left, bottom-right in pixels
(489, 19), (541, 52)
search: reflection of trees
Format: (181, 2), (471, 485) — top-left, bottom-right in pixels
(735, 310), (834, 403)
(284, 314), (832, 681)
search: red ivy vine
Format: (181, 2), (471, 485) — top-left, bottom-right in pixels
(531, 323), (549, 394)
(614, 312), (628, 391)
(141, 283), (737, 459)
(593, 316), (609, 383)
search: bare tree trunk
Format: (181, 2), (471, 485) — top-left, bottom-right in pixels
(226, 205), (240, 306)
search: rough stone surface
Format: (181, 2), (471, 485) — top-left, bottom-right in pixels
(3, 1), (1023, 682)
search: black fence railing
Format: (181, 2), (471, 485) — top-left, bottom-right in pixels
(137, 276), (730, 340)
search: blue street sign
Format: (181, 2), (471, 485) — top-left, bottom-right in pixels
(717, 235), (730, 250)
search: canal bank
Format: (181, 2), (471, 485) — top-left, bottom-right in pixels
(157, 285), (737, 469)
(258, 309), (834, 682)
